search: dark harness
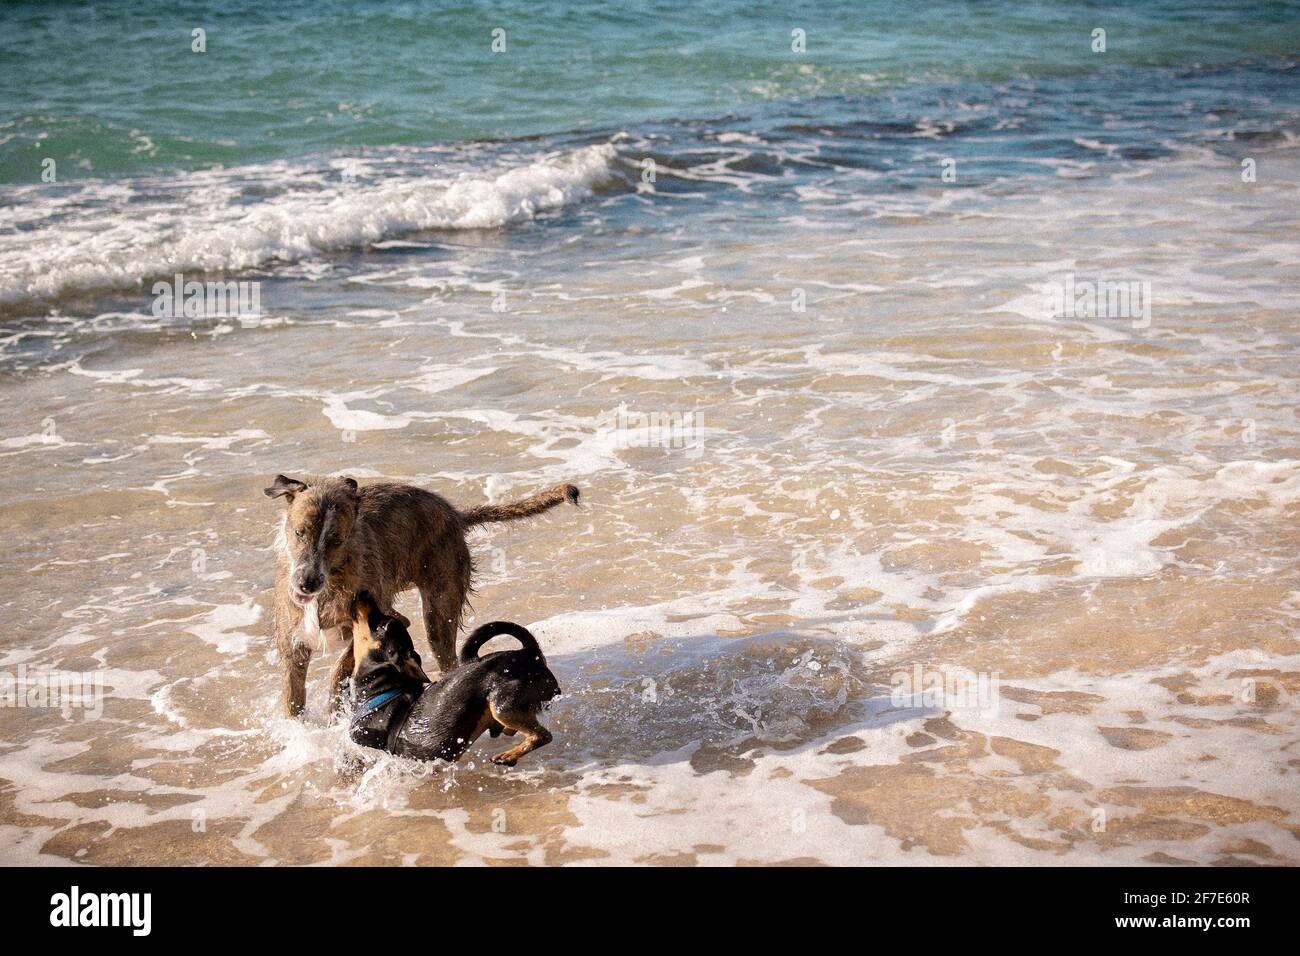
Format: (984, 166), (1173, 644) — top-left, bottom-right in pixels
(348, 688), (416, 753)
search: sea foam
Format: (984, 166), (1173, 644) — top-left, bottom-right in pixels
(0, 143), (617, 305)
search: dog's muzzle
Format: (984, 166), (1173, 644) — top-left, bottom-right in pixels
(290, 568), (324, 606)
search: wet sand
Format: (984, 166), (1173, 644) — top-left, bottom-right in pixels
(2, 140), (1298, 866)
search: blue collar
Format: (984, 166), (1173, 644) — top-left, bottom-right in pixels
(353, 688), (403, 717)
(349, 687), (415, 753)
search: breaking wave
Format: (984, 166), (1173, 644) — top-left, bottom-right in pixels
(0, 142), (618, 305)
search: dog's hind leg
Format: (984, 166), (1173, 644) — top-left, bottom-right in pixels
(420, 589), (461, 674)
(416, 535), (473, 676)
(419, 547), (471, 674)
(488, 700), (553, 766)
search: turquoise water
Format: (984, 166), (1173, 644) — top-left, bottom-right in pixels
(0, 2), (1297, 314)
(3, 0), (1298, 181)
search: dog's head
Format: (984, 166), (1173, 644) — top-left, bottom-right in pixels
(350, 591), (430, 689)
(264, 474), (361, 606)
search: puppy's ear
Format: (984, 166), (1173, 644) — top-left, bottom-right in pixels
(399, 652), (431, 686)
(264, 474), (308, 501)
(341, 476), (359, 494)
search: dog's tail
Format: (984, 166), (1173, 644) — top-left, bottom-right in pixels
(460, 483), (580, 527)
(460, 621), (544, 664)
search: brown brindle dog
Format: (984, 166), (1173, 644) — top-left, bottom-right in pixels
(264, 474), (579, 717)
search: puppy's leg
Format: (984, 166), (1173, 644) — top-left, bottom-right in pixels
(488, 701), (553, 766)
(327, 629), (355, 718)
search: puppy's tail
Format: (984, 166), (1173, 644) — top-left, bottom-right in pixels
(459, 622), (544, 664)
(460, 483), (579, 527)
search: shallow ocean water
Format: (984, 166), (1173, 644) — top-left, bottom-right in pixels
(1, 2), (1298, 865)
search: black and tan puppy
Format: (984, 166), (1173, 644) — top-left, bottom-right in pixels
(348, 592), (560, 766)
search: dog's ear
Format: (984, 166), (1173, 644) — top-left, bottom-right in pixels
(340, 476), (358, 494)
(398, 650), (431, 686)
(264, 474), (308, 501)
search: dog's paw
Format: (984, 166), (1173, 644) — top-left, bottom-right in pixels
(491, 752), (518, 767)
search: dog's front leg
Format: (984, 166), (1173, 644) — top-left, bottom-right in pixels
(274, 578), (309, 718)
(327, 628), (355, 720)
(283, 643), (312, 718)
